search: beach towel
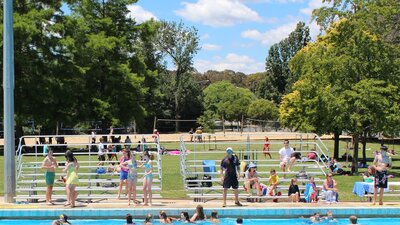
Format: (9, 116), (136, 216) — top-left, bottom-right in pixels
(304, 183), (316, 202)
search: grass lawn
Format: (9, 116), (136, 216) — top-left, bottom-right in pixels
(2, 139), (400, 202)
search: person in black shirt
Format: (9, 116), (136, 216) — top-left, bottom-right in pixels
(288, 178), (300, 202)
(221, 147), (242, 207)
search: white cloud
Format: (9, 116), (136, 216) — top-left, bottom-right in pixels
(202, 43), (222, 51)
(241, 22), (298, 46)
(308, 21), (322, 40)
(201, 34), (210, 40)
(239, 0), (304, 3)
(300, 0), (330, 15)
(175, 0), (264, 27)
(195, 53), (264, 74)
(127, 5), (157, 23)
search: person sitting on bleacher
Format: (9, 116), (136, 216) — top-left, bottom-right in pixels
(244, 163), (261, 196)
(305, 176), (319, 203)
(267, 169), (279, 196)
(279, 140), (296, 176)
(323, 173), (338, 204)
(288, 178), (300, 203)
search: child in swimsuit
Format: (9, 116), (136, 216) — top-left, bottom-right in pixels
(142, 153), (154, 206)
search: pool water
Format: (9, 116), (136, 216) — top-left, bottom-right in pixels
(0, 218), (400, 225)
(1, 218), (400, 225)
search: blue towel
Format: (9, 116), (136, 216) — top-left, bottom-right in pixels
(203, 160), (216, 177)
(304, 183), (315, 203)
(353, 182), (368, 197)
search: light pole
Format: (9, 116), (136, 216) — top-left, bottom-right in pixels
(3, 0), (16, 203)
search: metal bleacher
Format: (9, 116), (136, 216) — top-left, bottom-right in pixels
(180, 133), (330, 202)
(15, 134), (162, 203)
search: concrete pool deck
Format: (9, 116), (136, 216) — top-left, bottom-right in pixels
(1, 197), (400, 219)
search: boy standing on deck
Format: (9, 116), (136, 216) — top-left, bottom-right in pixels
(41, 148), (58, 205)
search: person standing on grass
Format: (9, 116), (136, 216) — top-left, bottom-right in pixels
(373, 145), (392, 205)
(221, 147), (242, 207)
(41, 148), (58, 205)
(263, 137), (272, 159)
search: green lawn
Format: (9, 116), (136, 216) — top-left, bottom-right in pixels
(3, 139), (400, 201)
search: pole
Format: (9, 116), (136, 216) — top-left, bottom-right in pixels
(3, 0), (16, 203)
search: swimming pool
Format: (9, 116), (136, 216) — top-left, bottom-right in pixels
(1, 218), (400, 225)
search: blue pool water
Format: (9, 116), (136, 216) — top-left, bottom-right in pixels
(1, 218), (400, 225)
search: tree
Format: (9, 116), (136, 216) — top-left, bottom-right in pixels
(60, 0), (148, 132)
(311, 0), (400, 172)
(259, 21), (311, 104)
(0, 1), (77, 136)
(203, 81), (255, 132)
(282, 16), (400, 173)
(247, 99), (279, 131)
(154, 20), (200, 131)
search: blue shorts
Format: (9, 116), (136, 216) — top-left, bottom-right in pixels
(120, 170), (128, 180)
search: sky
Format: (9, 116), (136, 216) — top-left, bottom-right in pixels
(128, 0), (328, 74)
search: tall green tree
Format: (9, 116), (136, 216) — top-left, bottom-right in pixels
(282, 15), (400, 173)
(0, 1), (75, 135)
(154, 21), (200, 131)
(61, 0), (148, 131)
(259, 21), (310, 104)
(203, 81), (255, 132)
(247, 99), (279, 131)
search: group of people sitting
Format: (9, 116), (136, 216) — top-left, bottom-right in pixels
(243, 161), (339, 203)
(240, 139), (339, 203)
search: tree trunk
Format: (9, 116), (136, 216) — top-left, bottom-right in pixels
(174, 91), (179, 132)
(222, 115), (225, 135)
(334, 132), (340, 159)
(241, 115), (244, 133)
(362, 131), (367, 165)
(174, 69), (182, 132)
(351, 134), (359, 174)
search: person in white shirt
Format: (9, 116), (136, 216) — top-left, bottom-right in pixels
(97, 138), (106, 166)
(279, 140), (296, 176)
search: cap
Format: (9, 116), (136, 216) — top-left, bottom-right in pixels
(248, 162), (257, 168)
(380, 146), (388, 151)
(226, 147), (234, 154)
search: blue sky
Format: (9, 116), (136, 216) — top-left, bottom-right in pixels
(128, 0), (328, 74)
